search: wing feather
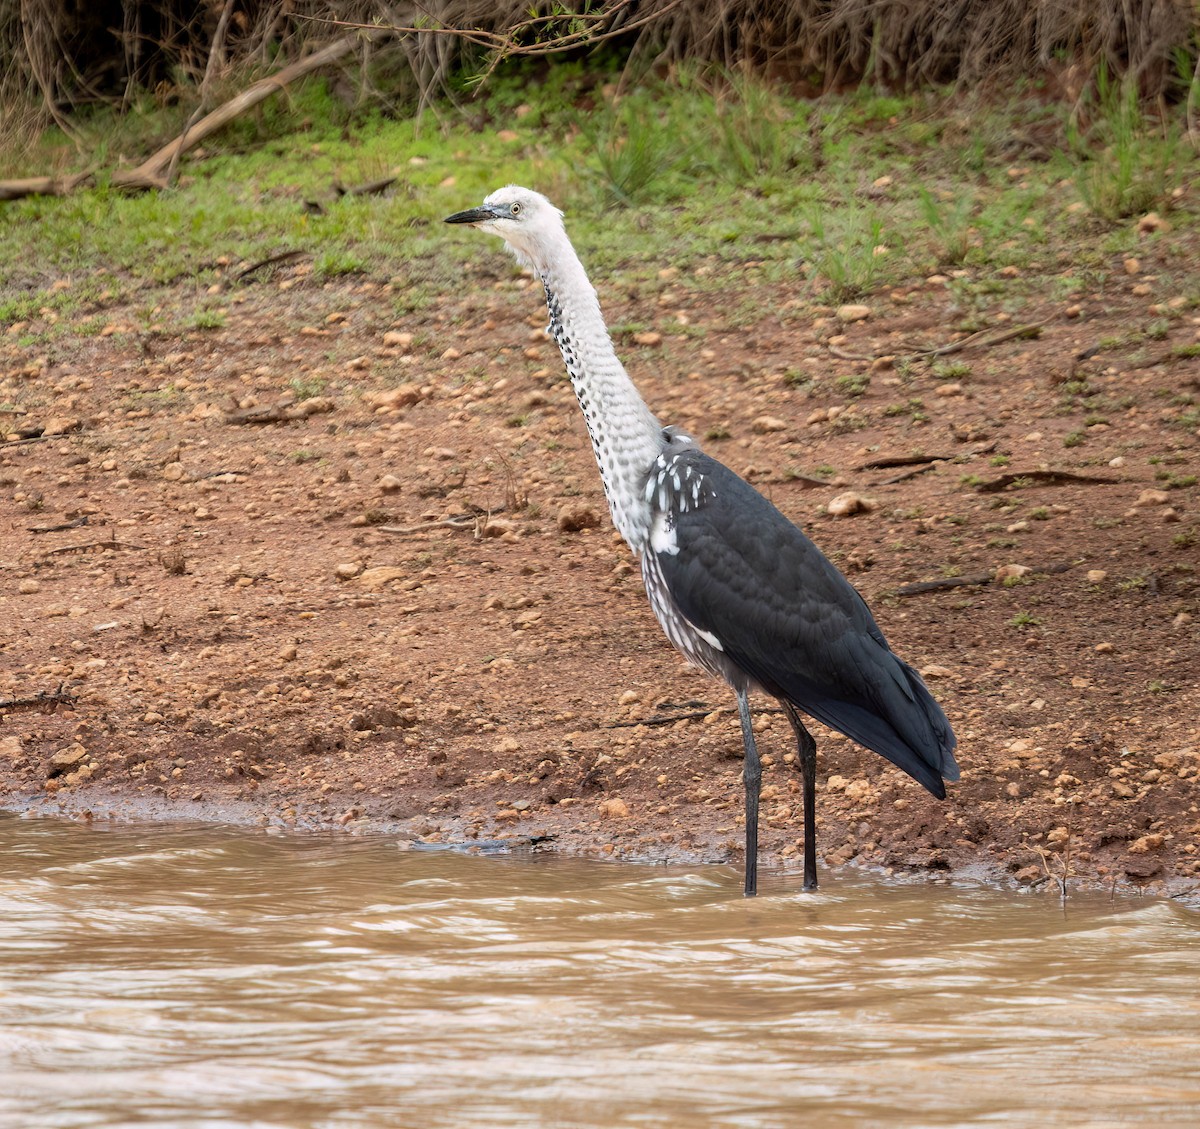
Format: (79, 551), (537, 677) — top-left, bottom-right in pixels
(652, 451), (958, 795)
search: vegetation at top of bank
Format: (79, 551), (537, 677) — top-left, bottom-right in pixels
(0, 3), (1197, 339)
(3, 0), (1199, 140)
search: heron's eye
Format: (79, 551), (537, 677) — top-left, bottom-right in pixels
(510, 202), (522, 216)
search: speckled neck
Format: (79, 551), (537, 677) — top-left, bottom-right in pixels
(536, 251), (662, 555)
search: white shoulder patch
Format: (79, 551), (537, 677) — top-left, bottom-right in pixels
(649, 510), (679, 556)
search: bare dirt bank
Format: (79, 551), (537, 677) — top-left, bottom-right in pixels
(2, 253), (1198, 896)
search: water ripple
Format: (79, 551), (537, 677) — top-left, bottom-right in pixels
(1, 813), (1198, 1128)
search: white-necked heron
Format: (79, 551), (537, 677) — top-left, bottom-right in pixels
(446, 186), (959, 895)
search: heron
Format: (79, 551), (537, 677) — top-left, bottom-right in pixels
(445, 186), (959, 895)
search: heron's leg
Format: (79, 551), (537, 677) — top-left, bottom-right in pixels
(735, 688), (761, 898)
(783, 702), (818, 890)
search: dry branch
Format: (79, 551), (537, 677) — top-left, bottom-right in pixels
(110, 29), (390, 191)
(975, 470), (1120, 493)
(0, 683), (76, 713)
(894, 561), (1075, 597)
(0, 173), (92, 200)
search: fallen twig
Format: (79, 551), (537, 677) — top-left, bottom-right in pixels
(45, 536), (144, 555)
(0, 683), (76, 713)
(28, 516), (89, 534)
(901, 319), (1048, 360)
(975, 470), (1120, 492)
(378, 516), (478, 535)
(879, 463), (939, 485)
(111, 30), (390, 191)
(605, 705), (785, 728)
(0, 173), (92, 201)
(334, 175), (397, 197)
(858, 453), (952, 470)
(235, 249), (307, 281)
(894, 561), (1074, 597)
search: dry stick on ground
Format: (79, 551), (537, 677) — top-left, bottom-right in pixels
(974, 470), (1120, 492)
(28, 516), (89, 534)
(378, 516), (477, 535)
(0, 172), (93, 200)
(606, 705), (787, 729)
(334, 175), (397, 197)
(235, 249), (308, 281)
(829, 319), (1050, 366)
(894, 561), (1075, 598)
(0, 683), (76, 713)
(111, 28), (390, 191)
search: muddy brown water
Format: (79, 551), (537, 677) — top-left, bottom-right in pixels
(2, 814), (1199, 1129)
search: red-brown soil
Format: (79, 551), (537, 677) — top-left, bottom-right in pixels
(2, 248), (1198, 895)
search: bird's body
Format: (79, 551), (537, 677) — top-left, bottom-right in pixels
(447, 186), (958, 894)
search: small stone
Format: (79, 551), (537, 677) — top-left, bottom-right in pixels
(618, 690), (641, 706)
(826, 492), (877, 518)
(994, 563), (1031, 583)
(383, 330), (414, 349)
(43, 603), (69, 618)
(825, 775), (849, 793)
(43, 417), (82, 436)
(836, 303), (871, 322)
(633, 332), (663, 347)
(557, 504), (600, 533)
(843, 779), (873, 803)
(1086, 569), (1108, 583)
(334, 562), (363, 580)
(599, 797), (630, 820)
(1172, 611), (1192, 629)
(161, 462), (186, 481)
(935, 382), (963, 396)
(1135, 489), (1170, 507)
(1095, 642), (1115, 654)
(47, 746), (88, 777)
(17, 579), (39, 594)
(378, 474), (403, 493)
(278, 645), (298, 662)
(366, 384), (426, 410)
(441, 346), (462, 361)
(1129, 834), (1165, 853)
(359, 566), (409, 590)
(294, 397), (335, 416)
(919, 664), (955, 680)
(482, 518), (517, 538)
(1131, 283), (1152, 297)
(1136, 212), (1171, 234)
(1123, 258), (1140, 275)
(346, 355), (371, 371)
(751, 415), (788, 433)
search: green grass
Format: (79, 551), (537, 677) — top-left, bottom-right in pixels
(1, 65), (1198, 338)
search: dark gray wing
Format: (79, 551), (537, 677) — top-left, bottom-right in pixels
(651, 450), (958, 797)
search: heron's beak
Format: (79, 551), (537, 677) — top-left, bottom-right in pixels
(444, 204), (502, 225)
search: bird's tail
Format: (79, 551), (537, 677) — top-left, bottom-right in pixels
(796, 660), (958, 799)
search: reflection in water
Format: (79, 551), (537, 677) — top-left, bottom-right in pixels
(1, 813), (1199, 1128)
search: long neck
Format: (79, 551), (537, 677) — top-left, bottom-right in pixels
(538, 250), (662, 554)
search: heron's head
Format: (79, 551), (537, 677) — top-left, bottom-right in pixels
(444, 185), (565, 271)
